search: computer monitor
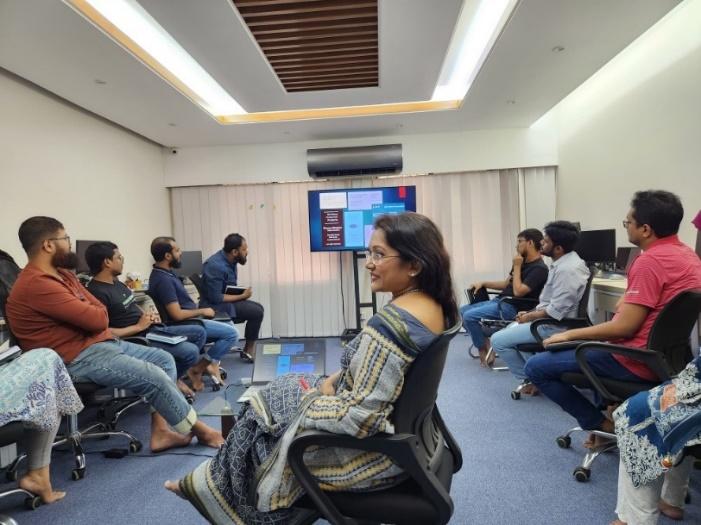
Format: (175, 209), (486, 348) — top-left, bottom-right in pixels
(615, 246), (641, 272)
(307, 185), (417, 252)
(75, 240), (107, 274)
(575, 229), (616, 264)
(173, 250), (203, 279)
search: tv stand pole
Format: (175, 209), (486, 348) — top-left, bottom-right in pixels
(341, 251), (377, 341)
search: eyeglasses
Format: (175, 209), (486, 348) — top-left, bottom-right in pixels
(48, 235), (71, 244)
(622, 220), (633, 228)
(364, 251), (401, 264)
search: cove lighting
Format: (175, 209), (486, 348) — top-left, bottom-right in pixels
(433, 0), (519, 102)
(64, 0), (246, 117)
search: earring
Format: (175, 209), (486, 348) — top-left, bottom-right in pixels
(409, 273), (416, 277)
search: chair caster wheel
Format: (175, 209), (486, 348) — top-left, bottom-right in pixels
(573, 467), (591, 482)
(556, 436), (571, 449)
(129, 440), (143, 453)
(185, 394), (194, 404)
(25, 495), (42, 510)
(220, 369), (228, 380)
(71, 468), (85, 481)
(5, 470), (18, 482)
(212, 383), (221, 392)
(510, 391), (521, 400)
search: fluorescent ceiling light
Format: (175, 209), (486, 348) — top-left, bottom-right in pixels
(433, 0), (519, 102)
(65, 0), (246, 116)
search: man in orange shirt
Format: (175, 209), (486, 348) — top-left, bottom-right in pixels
(6, 216), (224, 452)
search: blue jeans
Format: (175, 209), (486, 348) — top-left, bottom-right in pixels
(147, 324), (206, 378)
(66, 339), (196, 433)
(524, 346), (645, 430)
(490, 321), (564, 380)
(459, 298), (518, 350)
(201, 319), (239, 362)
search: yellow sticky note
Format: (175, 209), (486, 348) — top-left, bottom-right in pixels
(263, 344), (281, 355)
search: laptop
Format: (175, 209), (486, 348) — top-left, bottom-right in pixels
(237, 339), (326, 403)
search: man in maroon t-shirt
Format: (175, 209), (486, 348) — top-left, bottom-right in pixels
(524, 190), (701, 445)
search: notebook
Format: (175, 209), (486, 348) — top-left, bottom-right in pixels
(237, 339), (326, 403)
(145, 330), (187, 345)
(225, 285), (247, 295)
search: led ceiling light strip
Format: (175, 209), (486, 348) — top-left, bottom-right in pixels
(64, 0), (246, 117)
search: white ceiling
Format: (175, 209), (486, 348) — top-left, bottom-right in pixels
(0, 0), (681, 147)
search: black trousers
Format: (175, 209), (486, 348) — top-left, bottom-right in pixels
(232, 300), (264, 342)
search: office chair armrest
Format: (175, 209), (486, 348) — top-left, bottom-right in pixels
(287, 430), (453, 525)
(574, 343), (669, 403)
(122, 336), (150, 346)
(529, 317), (590, 343)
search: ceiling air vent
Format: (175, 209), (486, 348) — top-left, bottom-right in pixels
(307, 144), (402, 178)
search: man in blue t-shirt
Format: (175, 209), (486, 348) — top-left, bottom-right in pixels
(148, 237), (239, 386)
(200, 233), (264, 361)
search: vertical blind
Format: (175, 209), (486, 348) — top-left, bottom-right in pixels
(171, 167), (555, 337)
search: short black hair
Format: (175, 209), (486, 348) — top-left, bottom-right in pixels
(150, 236), (176, 262)
(543, 221), (580, 253)
(517, 228), (544, 247)
(18, 216), (64, 255)
(630, 190), (683, 238)
(85, 241), (118, 275)
(223, 233), (246, 253)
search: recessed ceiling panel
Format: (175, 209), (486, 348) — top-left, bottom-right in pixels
(232, 0), (379, 92)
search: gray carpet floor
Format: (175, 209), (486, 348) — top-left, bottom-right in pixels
(1, 335), (699, 524)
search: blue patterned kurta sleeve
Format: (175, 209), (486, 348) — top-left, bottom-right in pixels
(0, 348), (83, 431)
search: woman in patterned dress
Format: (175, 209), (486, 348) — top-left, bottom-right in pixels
(612, 353), (701, 524)
(0, 347), (83, 503)
(165, 212), (460, 524)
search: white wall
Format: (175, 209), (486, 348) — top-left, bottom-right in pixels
(536, 0), (701, 247)
(0, 70), (171, 277)
(163, 127), (557, 187)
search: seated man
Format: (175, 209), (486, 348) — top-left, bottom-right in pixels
(148, 236), (239, 385)
(85, 241), (211, 396)
(6, 216), (224, 452)
(525, 190), (701, 447)
(459, 228), (549, 365)
(199, 233), (264, 361)
(491, 221), (590, 395)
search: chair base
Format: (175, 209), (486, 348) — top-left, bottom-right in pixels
(556, 426), (617, 482)
(0, 488), (42, 511)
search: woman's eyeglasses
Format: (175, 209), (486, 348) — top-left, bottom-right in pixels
(364, 251), (401, 264)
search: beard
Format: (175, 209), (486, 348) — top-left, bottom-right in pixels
(52, 250), (79, 270)
(171, 258), (182, 269)
(237, 254), (247, 265)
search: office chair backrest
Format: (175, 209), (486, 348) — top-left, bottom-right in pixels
(145, 291), (173, 324)
(576, 267), (596, 319)
(189, 273), (204, 298)
(392, 321), (461, 436)
(647, 289), (701, 376)
(0, 250), (21, 321)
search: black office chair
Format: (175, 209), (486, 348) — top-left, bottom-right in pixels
(509, 267), (595, 399)
(0, 422), (42, 511)
(189, 272), (250, 361)
(145, 291), (229, 391)
(551, 289), (701, 482)
(286, 322), (462, 525)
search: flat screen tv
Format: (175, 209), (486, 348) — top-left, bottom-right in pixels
(575, 229), (616, 264)
(308, 185), (416, 252)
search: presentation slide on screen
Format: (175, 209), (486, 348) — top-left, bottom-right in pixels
(308, 186), (416, 252)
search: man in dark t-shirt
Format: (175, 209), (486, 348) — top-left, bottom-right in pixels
(85, 242), (211, 394)
(460, 228), (549, 364)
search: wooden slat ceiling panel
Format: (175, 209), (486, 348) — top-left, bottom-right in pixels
(232, 0), (378, 92)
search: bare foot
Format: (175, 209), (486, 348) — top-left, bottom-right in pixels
(193, 423), (225, 449)
(521, 383), (539, 396)
(177, 379), (195, 398)
(19, 469), (66, 504)
(659, 498), (683, 520)
(583, 433), (616, 450)
(610, 520), (626, 525)
(206, 363), (225, 385)
(151, 429), (193, 453)
(164, 480), (186, 499)
(478, 347), (494, 367)
(187, 369), (205, 392)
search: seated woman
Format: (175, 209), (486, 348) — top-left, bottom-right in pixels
(612, 353), (701, 525)
(165, 212), (460, 524)
(0, 347), (83, 503)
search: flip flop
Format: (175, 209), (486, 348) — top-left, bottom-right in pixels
(240, 350), (254, 362)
